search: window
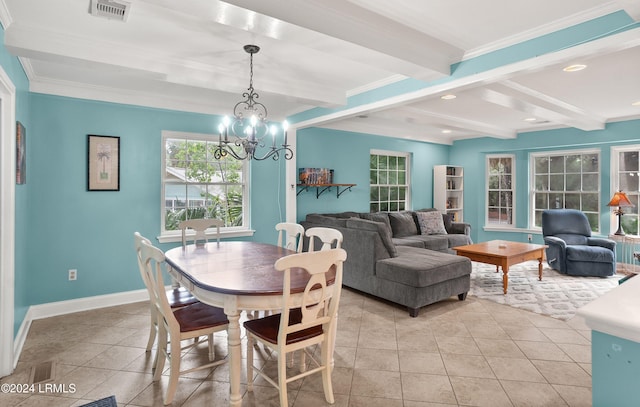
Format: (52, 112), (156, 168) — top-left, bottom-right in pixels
(612, 146), (640, 235)
(531, 150), (600, 231)
(486, 154), (515, 226)
(369, 150), (410, 212)
(162, 131), (249, 235)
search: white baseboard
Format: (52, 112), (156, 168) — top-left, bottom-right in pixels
(13, 289), (149, 369)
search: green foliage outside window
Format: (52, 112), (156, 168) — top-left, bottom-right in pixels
(164, 137), (245, 230)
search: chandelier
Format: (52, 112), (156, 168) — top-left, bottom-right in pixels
(214, 45), (293, 161)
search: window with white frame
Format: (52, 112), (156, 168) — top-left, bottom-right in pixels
(486, 154), (515, 226)
(162, 131), (249, 234)
(370, 150), (410, 212)
(531, 150), (600, 231)
(612, 146), (640, 235)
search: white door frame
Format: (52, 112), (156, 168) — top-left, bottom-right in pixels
(0, 65), (16, 377)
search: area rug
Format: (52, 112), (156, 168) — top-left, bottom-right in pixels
(469, 260), (623, 320)
(79, 396), (117, 407)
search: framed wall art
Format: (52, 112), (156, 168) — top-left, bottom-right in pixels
(87, 134), (120, 191)
(16, 121), (25, 184)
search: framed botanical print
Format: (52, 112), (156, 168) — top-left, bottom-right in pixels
(87, 135), (120, 191)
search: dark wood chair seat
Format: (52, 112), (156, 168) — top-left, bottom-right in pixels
(173, 302), (229, 333)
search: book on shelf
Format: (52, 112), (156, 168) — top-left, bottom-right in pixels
(298, 168), (334, 185)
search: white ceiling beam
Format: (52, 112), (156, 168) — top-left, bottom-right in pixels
(396, 106), (517, 139)
(318, 117), (458, 145)
(4, 23), (346, 107)
(481, 82), (606, 131)
(616, 0), (640, 20)
(220, 0), (462, 76)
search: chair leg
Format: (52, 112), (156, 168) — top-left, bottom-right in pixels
(320, 341), (334, 404)
(146, 314), (157, 352)
(278, 349), (288, 407)
(208, 334), (215, 361)
(298, 349), (306, 372)
(246, 335), (254, 392)
(154, 326), (168, 382)
(164, 339), (182, 405)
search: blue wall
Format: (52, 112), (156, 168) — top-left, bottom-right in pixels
(450, 120), (640, 243)
(0, 24), (32, 336)
(25, 94), (284, 308)
(296, 128), (449, 221)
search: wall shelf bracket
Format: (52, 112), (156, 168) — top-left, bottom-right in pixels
(296, 183), (356, 199)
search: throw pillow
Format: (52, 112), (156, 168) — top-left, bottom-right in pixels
(388, 211), (418, 237)
(417, 211), (448, 235)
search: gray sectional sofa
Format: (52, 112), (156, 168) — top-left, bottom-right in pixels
(301, 209), (473, 317)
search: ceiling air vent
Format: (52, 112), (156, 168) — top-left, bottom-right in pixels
(90, 0), (131, 22)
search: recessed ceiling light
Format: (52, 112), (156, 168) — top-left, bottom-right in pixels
(441, 94), (456, 100)
(632, 101), (640, 106)
(563, 64), (587, 72)
(524, 117), (537, 122)
(442, 129), (452, 134)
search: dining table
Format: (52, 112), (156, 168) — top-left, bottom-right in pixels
(164, 240), (336, 407)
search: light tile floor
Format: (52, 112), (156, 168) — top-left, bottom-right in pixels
(1, 289), (593, 406)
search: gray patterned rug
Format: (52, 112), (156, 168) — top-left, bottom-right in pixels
(469, 261), (623, 320)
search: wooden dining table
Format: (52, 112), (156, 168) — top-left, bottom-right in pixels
(164, 241), (336, 407)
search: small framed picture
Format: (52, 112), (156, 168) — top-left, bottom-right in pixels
(87, 135), (120, 191)
(16, 121), (26, 184)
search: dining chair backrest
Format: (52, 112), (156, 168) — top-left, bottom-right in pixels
(178, 218), (223, 247)
(275, 247), (347, 344)
(305, 227), (343, 252)
(276, 222), (304, 253)
(134, 232), (155, 298)
(139, 240), (171, 323)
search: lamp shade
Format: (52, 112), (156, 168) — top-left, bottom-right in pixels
(607, 190), (634, 207)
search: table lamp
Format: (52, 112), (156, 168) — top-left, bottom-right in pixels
(607, 190), (634, 235)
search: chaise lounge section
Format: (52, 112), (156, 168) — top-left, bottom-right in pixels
(302, 209), (473, 317)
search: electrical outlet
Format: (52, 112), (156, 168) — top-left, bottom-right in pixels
(527, 234), (533, 242)
(68, 269), (77, 281)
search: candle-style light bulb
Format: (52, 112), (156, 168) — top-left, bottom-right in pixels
(222, 116), (230, 142)
(282, 120), (289, 145)
(270, 125), (277, 148)
(218, 123), (224, 143)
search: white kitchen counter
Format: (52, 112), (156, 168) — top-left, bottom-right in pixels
(576, 273), (640, 343)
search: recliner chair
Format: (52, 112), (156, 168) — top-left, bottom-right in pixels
(541, 209), (616, 277)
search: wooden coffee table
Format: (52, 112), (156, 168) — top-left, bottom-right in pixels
(453, 240), (548, 294)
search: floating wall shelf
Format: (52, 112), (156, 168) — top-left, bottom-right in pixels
(296, 183), (356, 199)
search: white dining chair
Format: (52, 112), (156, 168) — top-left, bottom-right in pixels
(139, 239), (229, 405)
(133, 232), (198, 364)
(276, 222), (304, 253)
(178, 218), (223, 247)
(244, 248), (347, 407)
(305, 227), (343, 251)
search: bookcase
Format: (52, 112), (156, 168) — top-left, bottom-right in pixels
(433, 165), (464, 222)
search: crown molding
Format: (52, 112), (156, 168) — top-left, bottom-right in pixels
(0, 0), (12, 30)
(462, 2), (622, 60)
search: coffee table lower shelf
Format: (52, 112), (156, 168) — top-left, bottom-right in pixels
(453, 240), (548, 294)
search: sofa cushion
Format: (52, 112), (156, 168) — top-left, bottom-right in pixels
(416, 210), (447, 235)
(566, 245), (614, 263)
(393, 238), (425, 248)
(388, 211), (418, 237)
(400, 235), (449, 252)
(376, 246), (471, 287)
(305, 214), (348, 228)
(346, 218), (397, 258)
(446, 233), (473, 248)
(360, 212), (392, 232)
